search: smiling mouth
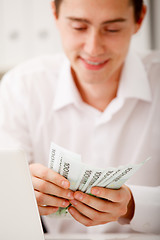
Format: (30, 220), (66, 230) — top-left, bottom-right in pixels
(85, 59), (107, 66)
(80, 57), (109, 70)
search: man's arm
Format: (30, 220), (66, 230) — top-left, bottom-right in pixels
(129, 185), (160, 234)
(68, 184), (160, 234)
(0, 72), (33, 161)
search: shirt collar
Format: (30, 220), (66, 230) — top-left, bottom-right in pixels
(53, 56), (82, 111)
(117, 49), (152, 102)
(53, 49), (152, 111)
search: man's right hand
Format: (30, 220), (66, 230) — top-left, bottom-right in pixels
(29, 163), (74, 215)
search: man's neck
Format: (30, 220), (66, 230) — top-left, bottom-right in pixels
(72, 70), (121, 112)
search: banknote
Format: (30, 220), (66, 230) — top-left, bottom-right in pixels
(106, 157), (151, 189)
(49, 142), (81, 173)
(59, 155), (85, 191)
(48, 142), (150, 217)
(85, 167), (116, 193)
(77, 167), (94, 191)
(81, 169), (104, 192)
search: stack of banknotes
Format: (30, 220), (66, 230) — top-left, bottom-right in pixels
(48, 142), (150, 217)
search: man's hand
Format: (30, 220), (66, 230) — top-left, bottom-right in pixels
(68, 185), (135, 227)
(29, 163), (74, 215)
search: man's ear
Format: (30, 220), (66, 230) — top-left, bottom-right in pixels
(51, 1), (58, 19)
(134, 5), (147, 34)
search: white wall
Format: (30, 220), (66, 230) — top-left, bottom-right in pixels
(130, 0), (151, 52)
(0, 0), (62, 72)
(0, 0), (158, 73)
(152, 0), (160, 49)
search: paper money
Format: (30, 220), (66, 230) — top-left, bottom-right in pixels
(78, 167), (94, 191)
(81, 169), (104, 192)
(48, 142), (150, 217)
(49, 142), (81, 173)
(85, 167), (116, 194)
(106, 157), (150, 189)
(59, 155), (85, 191)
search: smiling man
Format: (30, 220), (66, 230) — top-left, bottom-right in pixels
(0, 0), (160, 235)
(54, 0), (143, 111)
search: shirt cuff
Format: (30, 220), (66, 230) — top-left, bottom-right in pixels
(128, 185), (160, 234)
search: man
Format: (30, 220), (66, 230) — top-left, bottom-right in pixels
(0, 0), (160, 234)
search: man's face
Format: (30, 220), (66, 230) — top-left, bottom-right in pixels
(54, 0), (142, 85)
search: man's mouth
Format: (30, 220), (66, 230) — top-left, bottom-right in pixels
(80, 57), (109, 70)
(84, 59), (107, 66)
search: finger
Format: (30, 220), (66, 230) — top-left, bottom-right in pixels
(30, 163), (70, 189)
(74, 191), (118, 213)
(32, 176), (74, 199)
(70, 199), (114, 222)
(68, 206), (94, 227)
(35, 190), (70, 208)
(68, 206), (112, 227)
(91, 185), (130, 203)
(38, 206), (59, 216)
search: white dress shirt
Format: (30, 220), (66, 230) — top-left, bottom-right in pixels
(0, 49), (160, 234)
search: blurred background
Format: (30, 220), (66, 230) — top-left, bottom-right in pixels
(0, 0), (160, 79)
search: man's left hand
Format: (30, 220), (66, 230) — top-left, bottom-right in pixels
(68, 185), (134, 227)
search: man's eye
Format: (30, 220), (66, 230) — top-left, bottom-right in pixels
(105, 29), (120, 33)
(71, 23), (87, 31)
(73, 27), (87, 31)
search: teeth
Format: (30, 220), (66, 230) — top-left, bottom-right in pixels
(85, 60), (105, 66)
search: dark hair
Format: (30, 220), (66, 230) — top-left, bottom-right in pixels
(54, 0), (62, 14)
(130, 0), (144, 22)
(54, 0), (143, 22)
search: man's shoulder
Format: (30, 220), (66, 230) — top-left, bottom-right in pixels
(139, 50), (160, 72)
(140, 50), (160, 101)
(2, 53), (66, 81)
(136, 50), (160, 86)
(0, 53), (68, 106)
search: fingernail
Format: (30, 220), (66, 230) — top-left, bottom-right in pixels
(62, 200), (69, 207)
(70, 200), (78, 206)
(61, 180), (69, 189)
(67, 191), (74, 199)
(68, 207), (74, 215)
(91, 188), (100, 195)
(75, 193), (83, 200)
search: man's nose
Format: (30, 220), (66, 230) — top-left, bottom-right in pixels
(84, 30), (105, 57)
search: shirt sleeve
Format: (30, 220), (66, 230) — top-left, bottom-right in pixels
(129, 185), (160, 234)
(0, 71), (33, 163)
